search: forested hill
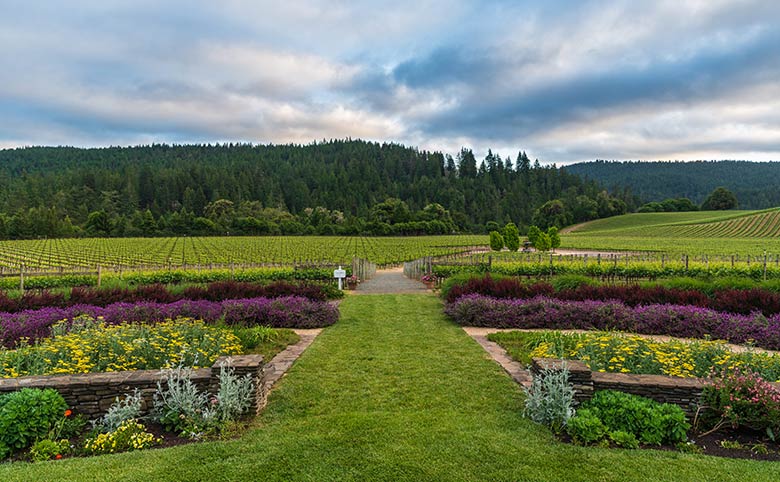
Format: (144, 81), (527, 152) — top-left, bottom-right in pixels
(0, 140), (633, 238)
(564, 160), (780, 209)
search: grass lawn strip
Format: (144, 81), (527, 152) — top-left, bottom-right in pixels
(1, 294), (777, 481)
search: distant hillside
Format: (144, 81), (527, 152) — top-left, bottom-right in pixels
(564, 160), (780, 209)
(0, 140), (632, 238)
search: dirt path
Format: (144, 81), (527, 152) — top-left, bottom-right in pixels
(353, 266), (430, 294)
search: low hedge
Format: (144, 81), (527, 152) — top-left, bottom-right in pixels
(445, 294), (780, 351)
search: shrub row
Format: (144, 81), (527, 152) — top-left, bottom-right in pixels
(444, 275), (780, 316)
(445, 295), (780, 351)
(433, 262), (780, 281)
(0, 267), (343, 291)
(0, 296), (338, 347)
(0, 280), (338, 313)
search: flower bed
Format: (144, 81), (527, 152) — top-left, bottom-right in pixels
(0, 280), (338, 313)
(0, 296), (338, 348)
(1, 317), (243, 377)
(446, 295), (780, 350)
(490, 330), (780, 381)
(443, 274), (780, 316)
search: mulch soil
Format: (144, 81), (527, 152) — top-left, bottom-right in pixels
(559, 428), (780, 461)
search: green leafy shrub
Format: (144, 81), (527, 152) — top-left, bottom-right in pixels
(565, 408), (606, 444)
(609, 430), (640, 449)
(523, 364), (575, 433)
(550, 274), (594, 292)
(0, 388), (67, 459)
(232, 325), (279, 351)
(29, 438), (71, 462)
(582, 390), (689, 446)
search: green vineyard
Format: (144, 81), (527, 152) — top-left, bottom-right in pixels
(562, 209), (780, 255)
(0, 235), (487, 271)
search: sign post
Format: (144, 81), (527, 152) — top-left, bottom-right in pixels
(333, 266), (347, 290)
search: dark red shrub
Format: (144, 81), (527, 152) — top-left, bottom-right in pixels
(129, 284), (180, 303)
(0, 291), (18, 312)
(70, 286), (129, 306)
(18, 290), (67, 310)
(444, 275), (553, 303)
(712, 288), (780, 316)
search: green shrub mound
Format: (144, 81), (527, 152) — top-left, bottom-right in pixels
(0, 388), (67, 459)
(566, 390), (689, 447)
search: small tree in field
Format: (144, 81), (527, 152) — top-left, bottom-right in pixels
(534, 232), (552, 252)
(547, 226), (560, 252)
(489, 231), (504, 251)
(504, 223), (520, 252)
(527, 225), (542, 246)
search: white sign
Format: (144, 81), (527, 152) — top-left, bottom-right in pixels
(333, 268), (346, 279)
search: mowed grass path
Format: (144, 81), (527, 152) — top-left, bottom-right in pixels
(2, 295), (778, 481)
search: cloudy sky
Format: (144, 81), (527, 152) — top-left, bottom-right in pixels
(1, 0), (779, 163)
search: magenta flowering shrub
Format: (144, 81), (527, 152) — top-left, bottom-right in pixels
(444, 275), (780, 316)
(444, 295), (780, 350)
(0, 296), (338, 348)
(222, 296), (339, 329)
(701, 369), (780, 436)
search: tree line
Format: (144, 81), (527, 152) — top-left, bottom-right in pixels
(0, 140), (634, 239)
(565, 160), (779, 209)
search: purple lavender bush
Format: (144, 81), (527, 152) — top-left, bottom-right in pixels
(445, 295), (780, 350)
(0, 296), (338, 347)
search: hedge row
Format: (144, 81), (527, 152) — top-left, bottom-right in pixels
(0, 280), (338, 313)
(445, 294), (780, 351)
(0, 267), (344, 290)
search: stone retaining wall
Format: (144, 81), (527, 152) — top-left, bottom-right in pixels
(531, 357), (780, 416)
(531, 358), (705, 415)
(0, 355), (265, 419)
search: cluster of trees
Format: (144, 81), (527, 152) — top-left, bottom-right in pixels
(488, 223), (560, 252)
(0, 141), (633, 239)
(565, 160), (774, 209)
(636, 187), (738, 213)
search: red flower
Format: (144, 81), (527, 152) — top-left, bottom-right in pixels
(55, 454), (63, 460)
(64, 409), (72, 417)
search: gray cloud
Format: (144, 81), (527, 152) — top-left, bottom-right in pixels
(1, 0), (779, 162)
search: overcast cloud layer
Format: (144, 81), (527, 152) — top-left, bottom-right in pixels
(1, 0), (779, 163)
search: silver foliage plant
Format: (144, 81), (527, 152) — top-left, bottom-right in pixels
(211, 359), (255, 423)
(152, 360), (255, 438)
(95, 389), (144, 432)
(523, 363), (575, 433)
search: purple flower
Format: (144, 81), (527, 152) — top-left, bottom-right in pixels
(445, 295), (780, 351)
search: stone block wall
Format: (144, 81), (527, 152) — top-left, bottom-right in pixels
(532, 357), (704, 415)
(0, 355), (265, 419)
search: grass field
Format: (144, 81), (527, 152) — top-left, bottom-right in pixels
(2, 294), (777, 481)
(563, 209), (780, 255)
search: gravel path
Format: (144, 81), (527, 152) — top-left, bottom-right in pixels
(353, 267), (430, 294)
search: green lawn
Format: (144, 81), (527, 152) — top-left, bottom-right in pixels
(2, 295), (777, 481)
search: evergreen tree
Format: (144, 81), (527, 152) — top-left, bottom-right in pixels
(547, 226), (560, 252)
(527, 225), (542, 245)
(504, 222), (520, 251)
(489, 231), (504, 251)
